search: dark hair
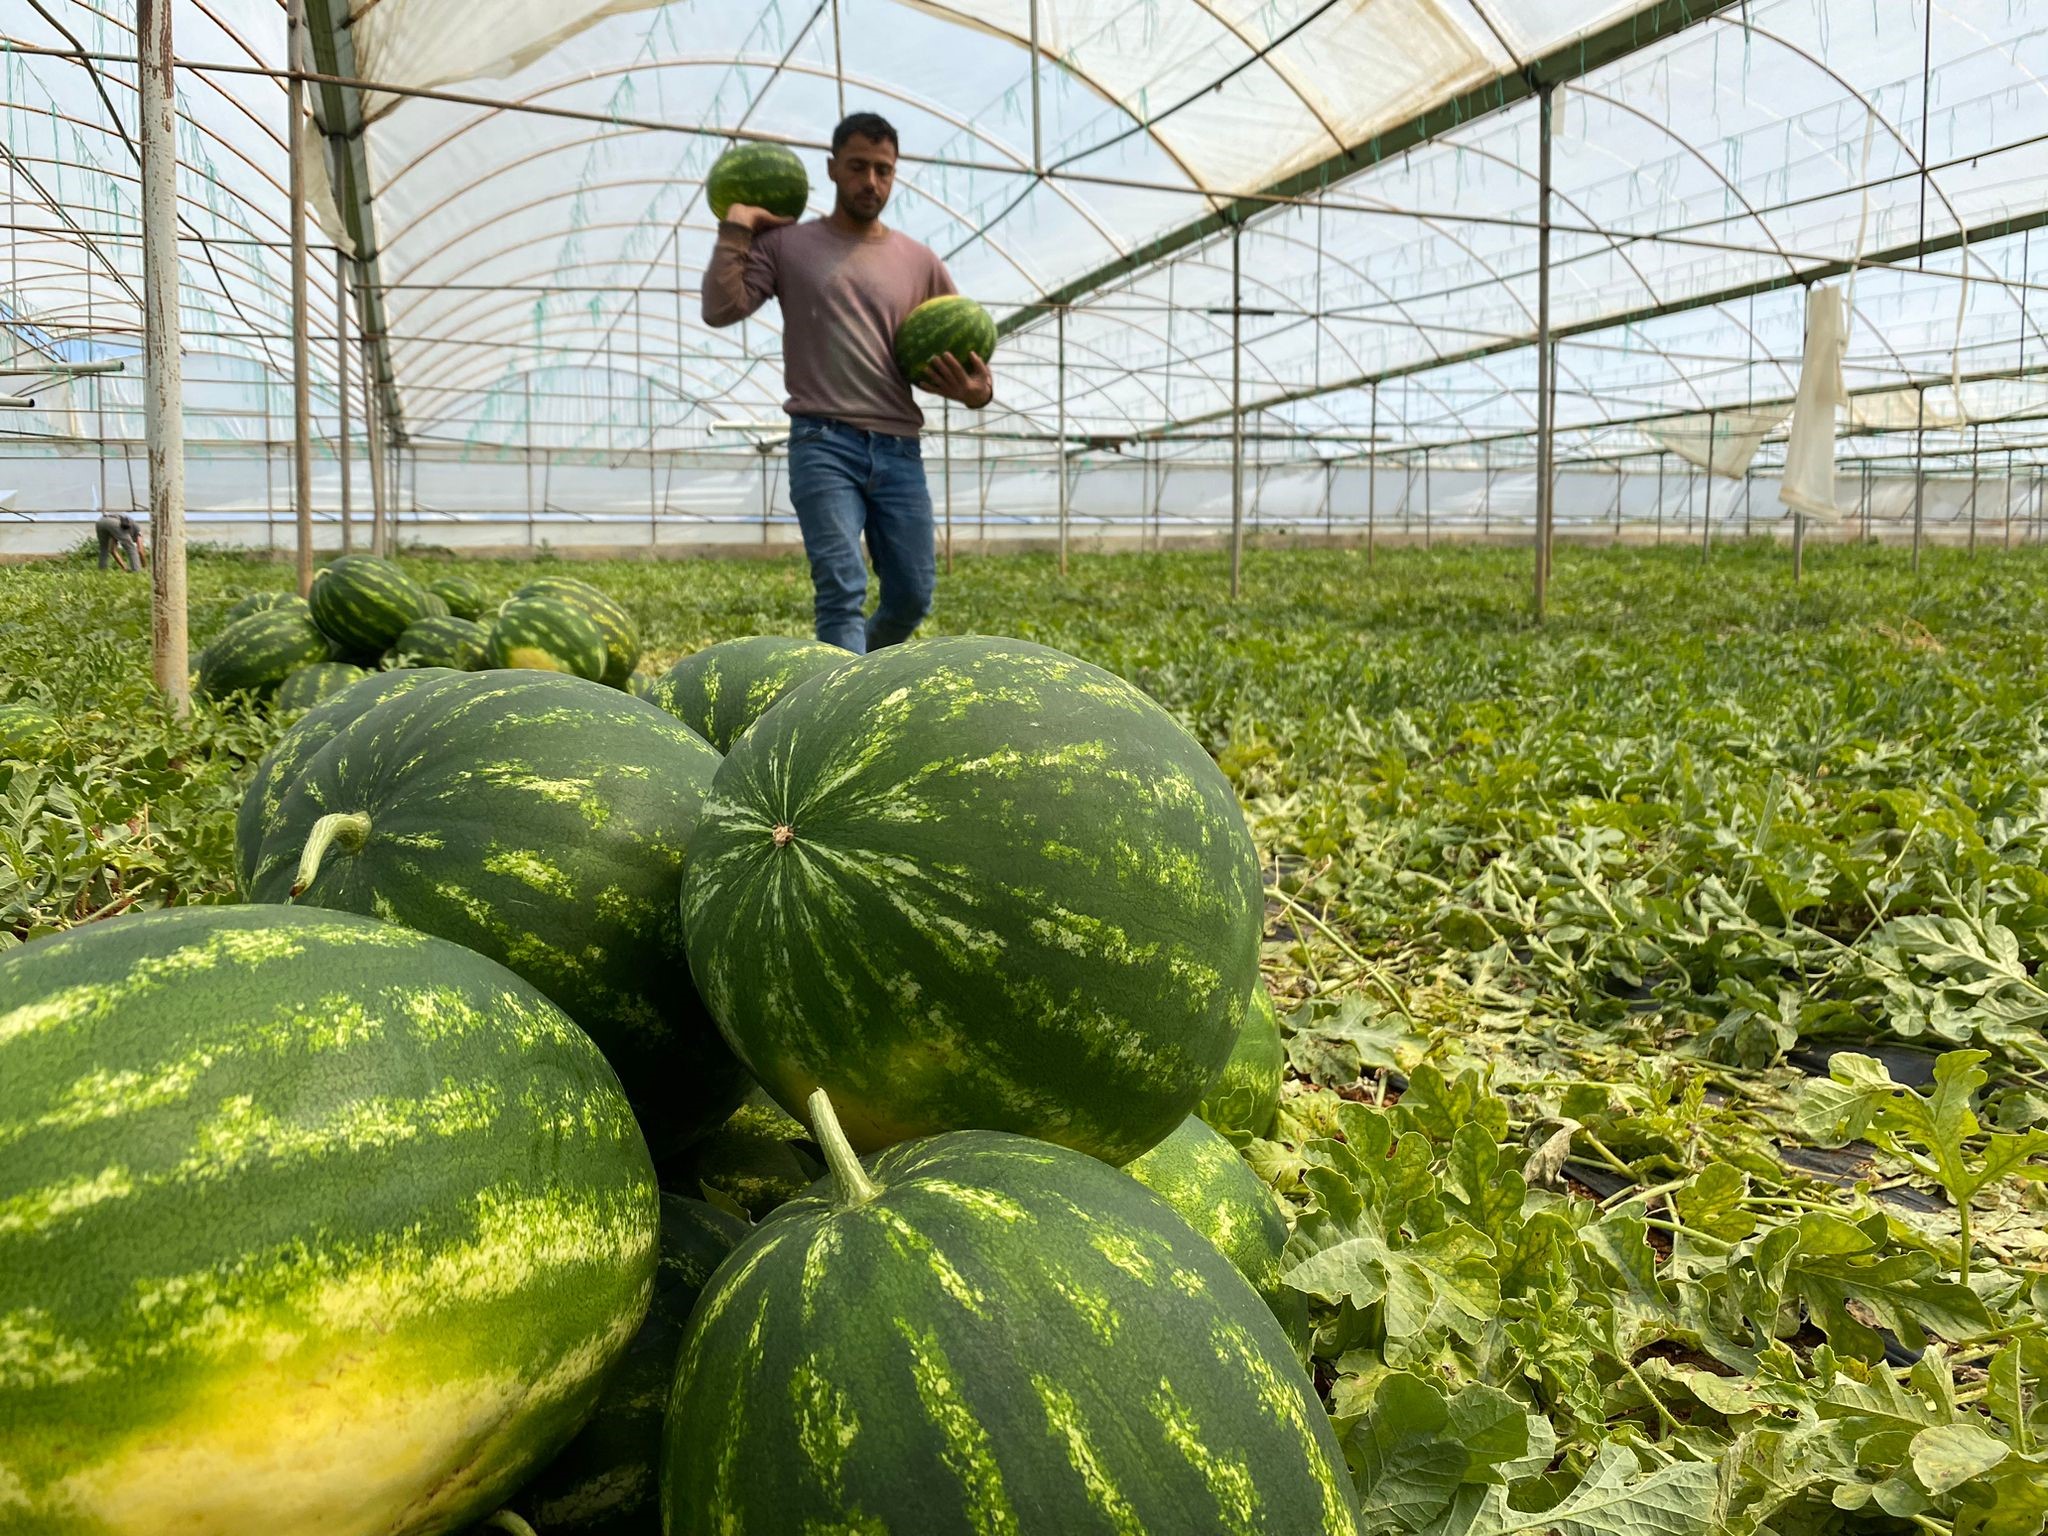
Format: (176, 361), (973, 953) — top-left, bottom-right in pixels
(832, 112), (899, 154)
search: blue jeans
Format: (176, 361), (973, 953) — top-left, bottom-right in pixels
(786, 414), (935, 654)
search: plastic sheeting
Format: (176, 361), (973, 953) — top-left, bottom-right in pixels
(1780, 284), (1848, 520)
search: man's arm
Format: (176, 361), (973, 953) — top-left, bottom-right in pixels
(700, 206), (791, 328)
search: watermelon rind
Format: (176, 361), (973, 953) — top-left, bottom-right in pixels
(895, 295), (998, 386)
(1198, 983), (1285, 1141)
(487, 595), (608, 682)
(1124, 1113), (1311, 1354)
(650, 635), (850, 753)
(197, 607), (335, 702)
(507, 1194), (747, 1535)
(308, 554), (432, 655)
(274, 661), (371, 712)
(516, 577), (641, 689)
(661, 1091), (1358, 1536)
(680, 635), (1263, 1164)
(248, 669), (750, 1156)
(428, 574), (490, 621)
(0, 905), (659, 1536)
(234, 666), (464, 894)
(706, 141), (809, 222)
(390, 614), (489, 672)
(223, 590), (306, 627)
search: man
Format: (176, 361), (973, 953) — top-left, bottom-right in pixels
(702, 112), (993, 653)
(95, 506), (142, 573)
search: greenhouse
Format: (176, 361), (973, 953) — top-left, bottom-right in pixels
(6, 3), (2048, 1534)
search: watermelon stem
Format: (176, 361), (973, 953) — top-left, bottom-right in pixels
(290, 811), (372, 898)
(806, 1088), (878, 1207)
(481, 1514), (538, 1536)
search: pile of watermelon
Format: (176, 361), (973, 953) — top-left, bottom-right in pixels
(192, 555), (645, 706)
(2, 625), (1351, 1535)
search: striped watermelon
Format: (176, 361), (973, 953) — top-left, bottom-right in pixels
(1125, 1113), (1310, 1353)
(390, 614), (488, 671)
(681, 637), (1263, 1164)
(517, 577), (641, 689)
(197, 607), (335, 702)
(0, 905), (658, 1536)
(662, 1091), (1358, 1536)
(895, 295), (997, 385)
(1200, 983), (1285, 1140)
(233, 667), (462, 894)
(417, 589), (451, 620)
(274, 661), (370, 712)
(247, 669), (748, 1156)
(428, 574), (489, 621)
(223, 590), (305, 626)
(308, 554), (432, 654)
(507, 1194), (747, 1534)
(706, 141), (809, 221)
(487, 595), (608, 682)
(651, 635), (850, 752)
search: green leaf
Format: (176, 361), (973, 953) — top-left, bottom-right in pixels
(1671, 1163), (1758, 1243)
(1468, 1444), (1719, 1536)
(1908, 1422), (2010, 1495)
(1349, 1376), (1530, 1531)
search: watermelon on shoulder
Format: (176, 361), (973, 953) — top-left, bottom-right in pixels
(487, 595), (608, 682)
(309, 554), (432, 654)
(706, 142), (809, 222)
(248, 669), (748, 1156)
(198, 607), (335, 703)
(0, 905), (658, 1536)
(896, 295), (997, 386)
(681, 636), (1262, 1165)
(662, 1090), (1357, 1536)
(650, 635), (850, 752)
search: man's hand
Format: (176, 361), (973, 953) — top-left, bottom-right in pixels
(722, 203), (796, 233)
(922, 350), (994, 409)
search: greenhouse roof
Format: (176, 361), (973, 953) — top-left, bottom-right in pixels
(5, 0), (2048, 468)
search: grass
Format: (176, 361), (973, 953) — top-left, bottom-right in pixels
(6, 538), (2048, 1529)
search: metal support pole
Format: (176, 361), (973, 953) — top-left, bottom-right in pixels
(1655, 451), (1664, 545)
(942, 399), (954, 575)
(1229, 224), (1244, 599)
(1483, 442), (1493, 537)
(1614, 459), (1624, 541)
(1028, 0), (1042, 174)
(2007, 449), (2016, 552)
(1702, 412), (1716, 562)
(336, 250), (352, 553)
(1966, 422), (1979, 555)
(1422, 447), (1433, 549)
(831, 0), (846, 119)
(1533, 82), (1556, 620)
(140, 0), (188, 711)
(758, 444), (772, 543)
(1793, 511), (1805, 582)
(1912, 385), (1926, 573)
(1323, 458), (1334, 539)
(362, 329), (389, 557)
(1056, 306), (1069, 576)
(288, 0), (314, 593)
(1151, 441), (1165, 551)
(1862, 459), (1873, 542)
(1367, 382), (1378, 569)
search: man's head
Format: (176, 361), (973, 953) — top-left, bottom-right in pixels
(827, 112), (898, 224)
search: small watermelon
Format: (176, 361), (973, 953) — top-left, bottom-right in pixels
(0, 905), (659, 1536)
(417, 589), (451, 619)
(507, 1195), (747, 1535)
(662, 1091), (1358, 1536)
(197, 607), (335, 702)
(274, 661), (370, 712)
(517, 577), (641, 688)
(651, 636), (850, 752)
(1124, 1113), (1310, 1353)
(1199, 983), (1285, 1140)
(223, 590), (305, 626)
(681, 637), (1263, 1164)
(487, 595), (608, 682)
(308, 554), (432, 654)
(390, 614), (488, 671)
(248, 670), (748, 1156)
(234, 667), (463, 894)
(706, 141), (809, 222)
(428, 574), (489, 620)
(0, 701), (61, 760)
(895, 295), (997, 386)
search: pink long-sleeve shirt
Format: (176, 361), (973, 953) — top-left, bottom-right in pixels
(701, 218), (955, 438)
